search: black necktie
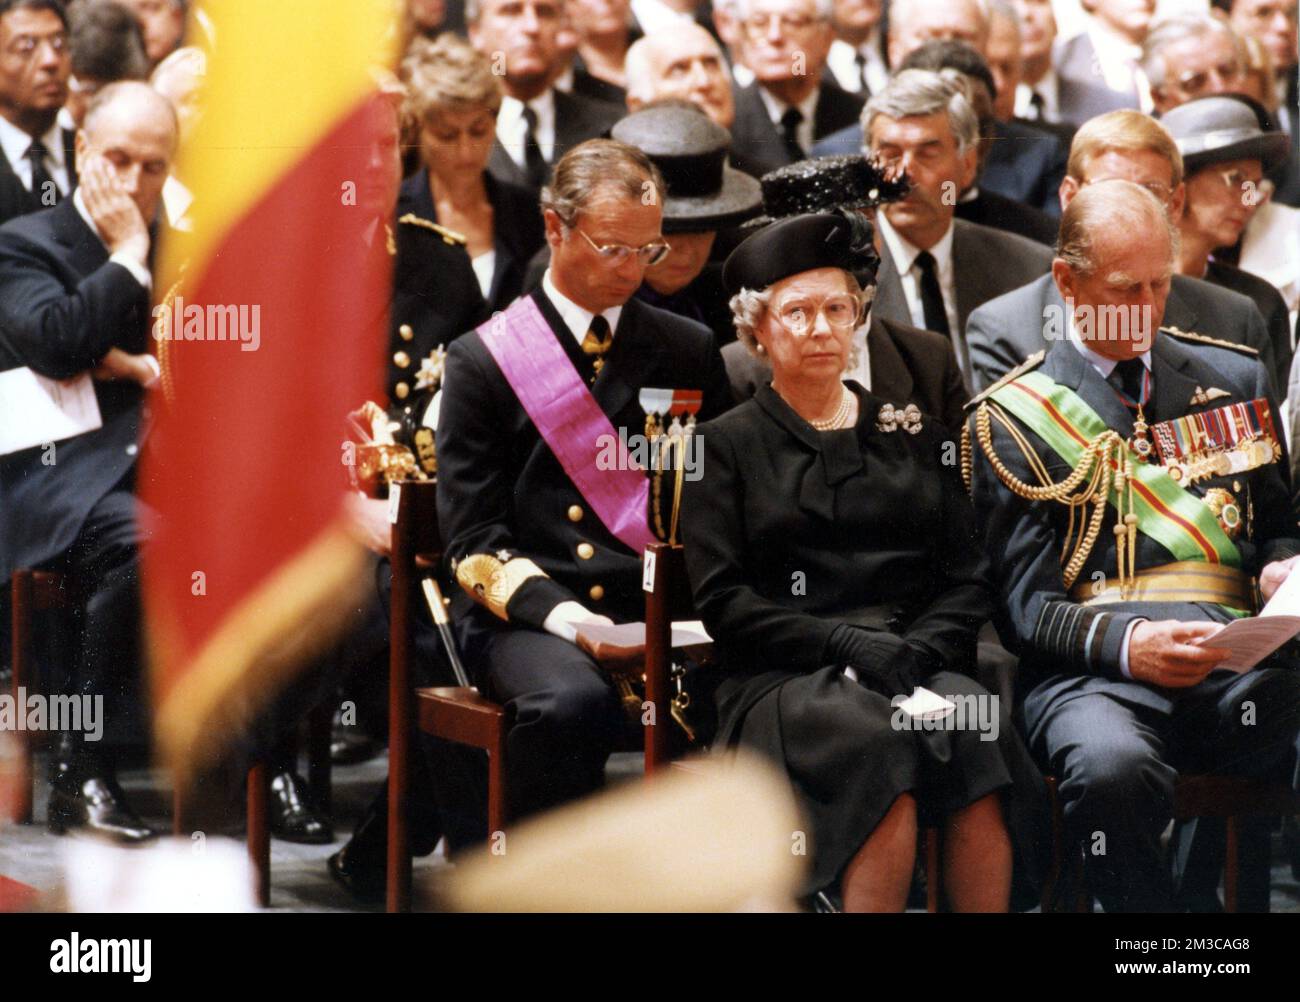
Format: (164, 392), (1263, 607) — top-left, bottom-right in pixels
(1107, 357), (1148, 405)
(854, 51), (871, 97)
(780, 107), (805, 162)
(25, 139), (57, 206)
(1027, 90), (1045, 121)
(580, 314), (612, 382)
(521, 105), (547, 190)
(914, 250), (950, 338)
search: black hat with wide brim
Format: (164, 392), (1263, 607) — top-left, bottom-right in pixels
(611, 104), (763, 234)
(1160, 94), (1291, 175)
(722, 211), (880, 294)
(743, 154), (912, 230)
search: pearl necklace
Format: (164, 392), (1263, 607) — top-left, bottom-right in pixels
(810, 387), (855, 431)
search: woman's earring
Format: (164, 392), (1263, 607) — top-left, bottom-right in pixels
(755, 343), (766, 355)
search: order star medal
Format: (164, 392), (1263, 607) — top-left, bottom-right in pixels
(1129, 406), (1153, 462)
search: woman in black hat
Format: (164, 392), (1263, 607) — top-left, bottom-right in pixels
(680, 211), (1047, 911)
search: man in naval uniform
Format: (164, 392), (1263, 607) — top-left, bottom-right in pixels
(435, 138), (733, 820)
(967, 179), (1300, 912)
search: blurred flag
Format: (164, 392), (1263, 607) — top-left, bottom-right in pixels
(141, 0), (399, 777)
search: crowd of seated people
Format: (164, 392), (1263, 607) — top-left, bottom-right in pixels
(4, 0), (1300, 914)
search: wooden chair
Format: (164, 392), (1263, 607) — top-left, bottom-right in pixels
(1039, 773), (1300, 913)
(385, 479), (692, 912)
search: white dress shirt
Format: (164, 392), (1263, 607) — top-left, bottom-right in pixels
(1015, 71), (1061, 123)
(826, 32), (889, 96)
(1083, 19), (1150, 110)
(1068, 326), (1152, 678)
(877, 213), (959, 338)
(756, 83), (819, 157)
(844, 320), (872, 391)
(0, 115), (70, 200)
(542, 268), (623, 346)
(1240, 198), (1300, 340)
(497, 90), (557, 169)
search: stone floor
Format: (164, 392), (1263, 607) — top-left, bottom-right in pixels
(3, 748), (1300, 912)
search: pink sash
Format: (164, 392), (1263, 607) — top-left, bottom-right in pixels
(477, 296), (656, 554)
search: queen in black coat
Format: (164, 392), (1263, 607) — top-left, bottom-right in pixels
(681, 213), (1047, 909)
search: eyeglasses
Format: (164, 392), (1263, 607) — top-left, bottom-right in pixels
(1081, 176), (1174, 204)
(771, 293), (862, 336)
(740, 13), (823, 36)
(575, 227), (671, 267)
(1210, 166), (1264, 199)
(4, 32), (66, 60)
(1174, 61), (1244, 96)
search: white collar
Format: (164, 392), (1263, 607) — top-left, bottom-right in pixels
(500, 88), (556, 128)
(0, 115), (64, 172)
(72, 188), (106, 248)
(1086, 18), (1143, 63)
(1068, 316), (1152, 379)
(878, 211), (955, 275)
(542, 268), (623, 346)
(756, 83), (818, 130)
(1015, 70), (1058, 119)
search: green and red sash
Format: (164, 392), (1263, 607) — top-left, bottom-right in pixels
(990, 370), (1240, 567)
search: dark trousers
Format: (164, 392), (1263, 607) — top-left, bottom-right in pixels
(46, 487), (147, 763)
(461, 613), (624, 822)
(1025, 667), (1300, 912)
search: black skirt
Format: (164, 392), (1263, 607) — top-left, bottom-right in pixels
(730, 666), (1049, 904)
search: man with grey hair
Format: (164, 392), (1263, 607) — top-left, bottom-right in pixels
(726, 0), (864, 178)
(1143, 13), (1248, 115)
(1012, 0), (1131, 127)
(0, 79), (178, 842)
(468, 0), (621, 195)
(858, 68), (1052, 384)
(968, 178), (1300, 912)
(434, 138), (732, 822)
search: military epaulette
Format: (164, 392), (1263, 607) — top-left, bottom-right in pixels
(964, 350), (1045, 411)
(398, 212), (467, 246)
(1160, 325), (1258, 356)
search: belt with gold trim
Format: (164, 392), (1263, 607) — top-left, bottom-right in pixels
(1068, 560), (1254, 610)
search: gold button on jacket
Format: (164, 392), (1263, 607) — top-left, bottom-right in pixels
(576, 542), (594, 560)
(567, 505), (584, 522)
(589, 584), (605, 601)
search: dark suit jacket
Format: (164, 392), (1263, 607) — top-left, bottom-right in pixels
(728, 81), (865, 179)
(0, 126), (77, 227)
(1205, 258), (1293, 393)
(720, 314), (968, 432)
(385, 207), (488, 409)
(810, 121), (862, 158)
(436, 286), (733, 630)
(872, 217), (1055, 385)
(955, 187), (1058, 245)
(1268, 68), (1300, 208)
(1054, 32), (1142, 109)
(966, 272), (1279, 394)
(398, 167), (544, 315)
(969, 332), (1298, 710)
(982, 118), (1068, 217)
(0, 199), (152, 579)
(486, 88), (623, 194)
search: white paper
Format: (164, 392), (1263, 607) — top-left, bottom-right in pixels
(897, 686), (957, 722)
(1192, 568), (1300, 671)
(0, 366), (102, 455)
(575, 619), (713, 649)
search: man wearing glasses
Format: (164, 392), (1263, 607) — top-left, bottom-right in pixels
(0, 0), (74, 225)
(968, 109), (1282, 393)
(727, 0), (864, 178)
(434, 139), (732, 822)
(1143, 13), (1249, 115)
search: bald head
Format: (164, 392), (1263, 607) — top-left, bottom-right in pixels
(150, 45), (204, 143)
(78, 80), (178, 224)
(1053, 179), (1175, 356)
(888, 0), (990, 64)
(625, 22), (734, 129)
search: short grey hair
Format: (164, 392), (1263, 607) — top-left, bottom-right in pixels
(735, 0), (833, 22)
(728, 272), (873, 356)
(863, 68), (981, 156)
(539, 139), (666, 229)
(1141, 14), (1246, 89)
(1057, 179), (1179, 275)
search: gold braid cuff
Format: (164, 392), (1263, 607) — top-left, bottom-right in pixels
(972, 399), (1139, 594)
(454, 554), (547, 620)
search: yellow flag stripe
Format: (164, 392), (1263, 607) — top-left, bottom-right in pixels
(165, 0), (398, 285)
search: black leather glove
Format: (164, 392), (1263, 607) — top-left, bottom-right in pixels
(826, 623), (921, 698)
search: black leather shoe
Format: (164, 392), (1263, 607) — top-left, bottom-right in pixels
(327, 842), (385, 904)
(330, 732), (384, 766)
(268, 770), (333, 844)
(47, 776), (156, 844)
